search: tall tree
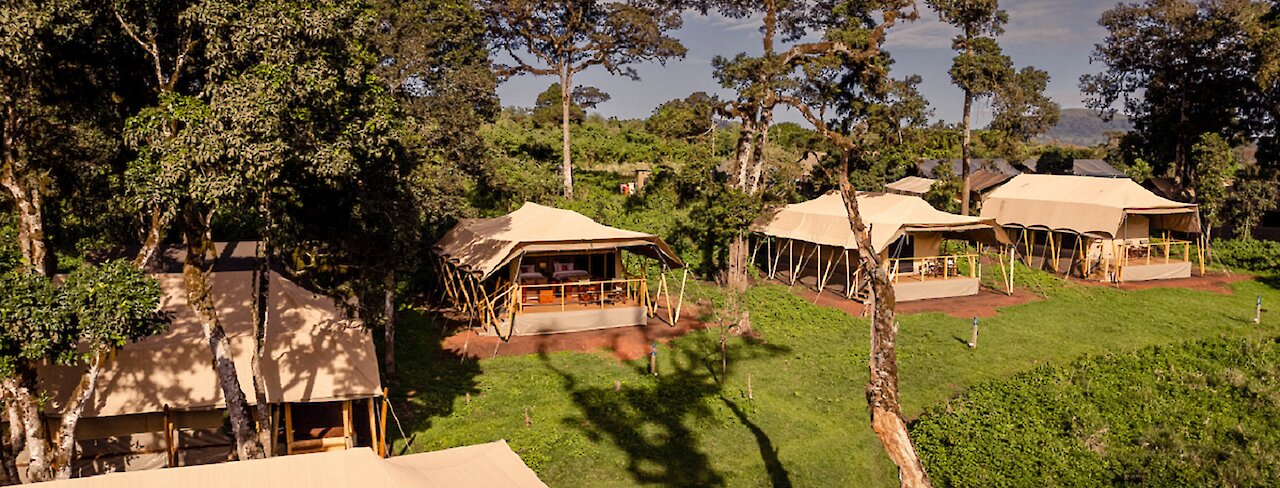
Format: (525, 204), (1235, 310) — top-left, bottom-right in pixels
(480, 0), (686, 199)
(697, 0), (935, 483)
(927, 0), (1011, 215)
(0, 260), (169, 481)
(988, 66), (1060, 161)
(359, 0), (498, 375)
(1082, 0), (1266, 195)
(1191, 132), (1236, 241)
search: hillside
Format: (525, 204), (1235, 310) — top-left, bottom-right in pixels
(1038, 108), (1134, 146)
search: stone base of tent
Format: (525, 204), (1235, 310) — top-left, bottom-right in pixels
(494, 305), (649, 336)
(1111, 261), (1192, 282)
(892, 277), (980, 302)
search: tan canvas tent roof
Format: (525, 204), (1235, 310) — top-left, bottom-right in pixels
(885, 176), (936, 196)
(434, 202), (683, 279)
(30, 441), (546, 488)
(979, 174), (1200, 237)
(39, 270), (382, 419)
(752, 191), (1010, 252)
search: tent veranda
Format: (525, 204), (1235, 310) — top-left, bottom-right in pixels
(432, 202), (687, 337)
(751, 191), (1013, 302)
(979, 174), (1204, 282)
(22, 258), (386, 480)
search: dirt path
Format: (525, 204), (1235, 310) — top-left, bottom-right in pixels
(1069, 271), (1252, 295)
(441, 304), (709, 361)
(789, 282), (1042, 319)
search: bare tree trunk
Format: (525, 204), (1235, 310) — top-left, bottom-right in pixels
(49, 349), (109, 480)
(0, 377), (47, 482)
(838, 154), (932, 488)
(181, 205), (264, 461)
(0, 155), (49, 276)
(383, 270), (397, 376)
(0, 390), (27, 485)
(560, 67), (575, 199)
(133, 209), (171, 270)
(250, 236), (274, 455)
(960, 88), (973, 216)
(733, 117), (756, 191)
(726, 236), (750, 291)
(748, 108), (773, 195)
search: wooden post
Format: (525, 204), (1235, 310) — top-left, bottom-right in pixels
(844, 249), (853, 299)
(284, 403), (295, 455)
(343, 400), (354, 449)
(1046, 231), (1057, 272)
(1255, 295), (1263, 324)
(967, 317), (978, 348)
(163, 406), (176, 467)
(673, 268), (688, 326)
(366, 398), (377, 452)
(379, 390), (389, 458)
(649, 342), (658, 376)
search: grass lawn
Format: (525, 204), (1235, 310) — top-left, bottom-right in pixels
(386, 272), (1280, 487)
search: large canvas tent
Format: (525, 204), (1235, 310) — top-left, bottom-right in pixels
(752, 191), (1012, 302)
(29, 441), (546, 488)
(433, 203), (686, 337)
(18, 247), (385, 480)
(980, 174), (1203, 282)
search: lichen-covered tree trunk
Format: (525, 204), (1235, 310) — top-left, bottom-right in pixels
(0, 149), (49, 276)
(747, 107), (773, 195)
(133, 209), (170, 270)
(838, 155), (932, 488)
(383, 270), (397, 376)
(182, 206), (264, 461)
(250, 237), (275, 455)
(49, 348), (108, 480)
(560, 66), (575, 199)
(960, 88), (973, 216)
(0, 377), (47, 482)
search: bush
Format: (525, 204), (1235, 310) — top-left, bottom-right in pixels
(1211, 238), (1280, 273)
(910, 336), (1280, 487)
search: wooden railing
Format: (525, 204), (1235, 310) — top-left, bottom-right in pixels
(886, 253), (980, 283)
(512, 277), (646, 312)
(1100, 238), (1196, 281)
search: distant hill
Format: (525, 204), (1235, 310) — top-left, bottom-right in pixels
(1036, 108), (1133, 147)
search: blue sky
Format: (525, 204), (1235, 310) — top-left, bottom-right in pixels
(495, 0), (1117, 127)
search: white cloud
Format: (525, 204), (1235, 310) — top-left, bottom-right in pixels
(886, 0), (1110, 50)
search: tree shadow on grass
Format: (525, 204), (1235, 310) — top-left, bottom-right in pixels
(1256, 273), (1280, 291)
(721, 397), (792, 488)
(543, 329), (792, 487)
(381, 310), (482, 452)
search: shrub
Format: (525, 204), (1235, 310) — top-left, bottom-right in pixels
(1211, 238), (1280, 273)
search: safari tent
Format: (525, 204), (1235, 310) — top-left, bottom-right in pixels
(20, 249), (385, 480)
(752, 191), (1012, 302)
(433, 203), (686, 337)
(28, 440), (547, 488)
(980, 174), (1203, 282)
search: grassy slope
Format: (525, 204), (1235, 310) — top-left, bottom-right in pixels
(389, 276), (1280, 487)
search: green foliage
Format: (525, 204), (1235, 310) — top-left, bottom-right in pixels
(1036, 146), (1075, 175)
(645, 92), (716, 140)
(0, 260), (168, 377)
(924, 162), (961, 213)
(912, 336), (1280, 487)
(1228, 173), (1280, 238)
(1211, 238), (1280, 272)
(1192, 132), (1237, 227)
(989, 66), (1060, 143)
(1124, 157), (1153, 183)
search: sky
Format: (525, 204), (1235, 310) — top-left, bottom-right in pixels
(495, 0), (1118, 127)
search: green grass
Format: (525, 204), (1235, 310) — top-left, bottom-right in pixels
(388, 275), (1280, 487)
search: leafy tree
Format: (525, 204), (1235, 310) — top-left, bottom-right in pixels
(0, 260), (169, 482)
(646, 92), (718, 141)
(1036, 147), (1075, 175)
(988, 66), (1060, 162)
(1192, 132), (1237, 235)
(531, 83), (611, 127)
(480, 0), (686, 199)
(927, 0), (1013, 215)
(1229, 171), (1280, 238)
(924, 162), (961, 213)
(1125, 157), (1154, 183)
(1082, 0), (1266, 195)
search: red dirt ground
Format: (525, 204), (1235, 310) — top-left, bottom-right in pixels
(441, 304), (710, 362)
(1069, 271), (1253, 295)
(787, 282), (1042, 319)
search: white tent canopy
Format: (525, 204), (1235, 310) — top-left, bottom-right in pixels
(433, 203), (683, 280)
(979, 174), (1200, 237)
(752, 191), (1010, 253)
(30, 441), (546, 488)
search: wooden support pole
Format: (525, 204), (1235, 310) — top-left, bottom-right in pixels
(673, 267), (688, 326)
(379, 389), (389, 458)
(343, 400), (354, 449)
(164, 407), (176, 467)
(284, 403), (295, 455)
(367, 398), (377, 452)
